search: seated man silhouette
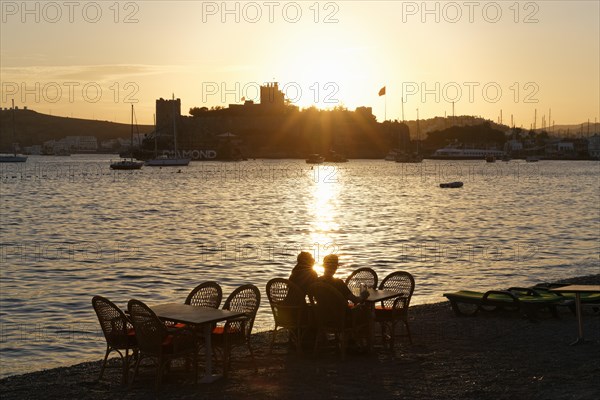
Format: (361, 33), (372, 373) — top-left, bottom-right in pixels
(289, 251), (318, 294)
(318, 254), (367, 304)
(317, 254), (370, 349)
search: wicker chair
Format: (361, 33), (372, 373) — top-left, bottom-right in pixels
(375, 271), (415, 348)
(185, 281), (223, 308)
(92, 295), (137, 384)
(345, 267), (378, 290)
(212, 284), (261, 377)
(266, 278), (310, 354)
(308, 282), (370, 360)
(127, 299), (198, 389)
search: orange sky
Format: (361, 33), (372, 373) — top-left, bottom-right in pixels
(1, 1), (598, 127)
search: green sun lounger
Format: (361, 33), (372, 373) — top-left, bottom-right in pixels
(531, 284), (600, 304)
(443, 288), (565, 320)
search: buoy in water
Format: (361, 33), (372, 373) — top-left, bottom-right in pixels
(440, 181), (463, 188)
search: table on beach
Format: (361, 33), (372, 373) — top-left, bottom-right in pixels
(152, 303), (245, 383)
(549, 285), (600, 345)
(352, 288), (403, 351)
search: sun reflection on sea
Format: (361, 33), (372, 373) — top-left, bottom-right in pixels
(308, 166), (342, 275)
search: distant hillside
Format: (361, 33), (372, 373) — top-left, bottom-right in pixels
(400, 115), (509, 139)
(0, 109), (153, 150)
(535, 122), (600, 137)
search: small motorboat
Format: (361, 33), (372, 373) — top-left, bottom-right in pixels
(485, 155), (496, 163)
(440, 181), (463, 188)
(306, 154), (325, 164)
(110, 159), (144, 170)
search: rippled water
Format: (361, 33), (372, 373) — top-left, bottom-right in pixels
(1, 155), (598, 377)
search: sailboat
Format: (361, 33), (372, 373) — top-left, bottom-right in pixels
(0, 100), (28, 163)
(145, 94), (190, 167)
(110, 105), (144, 170)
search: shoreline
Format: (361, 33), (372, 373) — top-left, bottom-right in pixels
(1, 274), (599, 399)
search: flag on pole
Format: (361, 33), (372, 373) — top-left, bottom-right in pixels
(378, 86), (386, 96)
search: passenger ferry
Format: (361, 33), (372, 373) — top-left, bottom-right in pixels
(430, 146), (506, 160)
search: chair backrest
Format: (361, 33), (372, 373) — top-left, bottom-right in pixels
(266, 278), (307, 327)
(378, 271), (415, 308)
(185, 281), (222, 309)
(127, 299), (168, 354)
(345, 267), (378, 289)
(92, 295), (132, 347)
(308, 282), (348, 331)
(223, 284), (261, 337)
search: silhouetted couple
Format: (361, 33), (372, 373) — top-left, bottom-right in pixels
(289, 251), (366, 304)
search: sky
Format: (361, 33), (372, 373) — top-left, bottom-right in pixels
(1, 1), (599, 127)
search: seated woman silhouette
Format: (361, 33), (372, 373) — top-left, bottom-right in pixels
(289, 251), (318, 294)
(317, 254), (367, 304)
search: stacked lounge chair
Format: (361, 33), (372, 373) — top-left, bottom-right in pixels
(443, 287), (568, 320)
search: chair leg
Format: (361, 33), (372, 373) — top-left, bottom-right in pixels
(223, 343), (230, 378)
(131, 353), (143, 387)
(156, 356), (165, 392)
(269, 325), (278, 354)
(247, 340), (258, 372)
(295, 328), (303, 355)
(99, 345), (111, 380)
(122, 348), (129, 385)
(339, 332), (347, 361)
(390, 322), (396, 350)
(313, 330), (321, 356)
(404, 320), (412, 344)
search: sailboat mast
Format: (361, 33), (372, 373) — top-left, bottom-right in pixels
(11, 99), (16, 156)
(130, 104), (134, 161)
(172, 94), (178, 158)
(416, 108), (420, 154)
(153, 113), (158, 158)
(401, 97), (405, 122)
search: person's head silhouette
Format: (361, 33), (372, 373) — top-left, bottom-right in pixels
(296, 251), (315, 268)
(323, 254), (339, 277)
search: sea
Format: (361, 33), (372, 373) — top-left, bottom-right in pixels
(0, 155), (598, 378)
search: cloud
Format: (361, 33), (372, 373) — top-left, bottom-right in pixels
(0, 64), (185, 83)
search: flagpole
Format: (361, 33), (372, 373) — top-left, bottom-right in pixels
(401, 97), (405, 122)
(385, 95), (387, 122)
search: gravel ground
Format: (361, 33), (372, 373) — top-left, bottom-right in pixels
(1, 275), (599, 400)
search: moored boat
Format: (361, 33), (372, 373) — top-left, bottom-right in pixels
(306, 154), (325, 164)
(1, 100), (28, 163)
(440, 181), (464, 188)
(395, 152), (423, 163)
(431, 146), (505, 160)
(110, 105), (144, 170)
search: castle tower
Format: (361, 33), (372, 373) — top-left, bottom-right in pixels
(156, 97), (181, 133)
(260, 82), (285, 108)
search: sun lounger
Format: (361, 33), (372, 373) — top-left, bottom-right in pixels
(531, 284), (600, 304)
(443, 288), (564, 320)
